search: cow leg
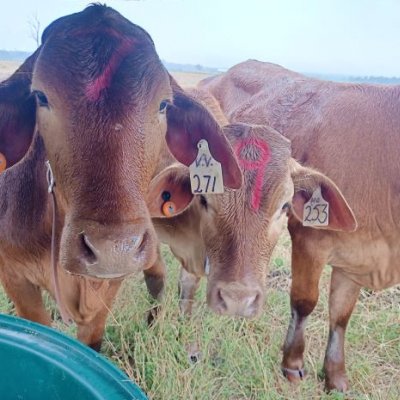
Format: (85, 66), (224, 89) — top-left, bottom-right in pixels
(144, 249), (166, 325)
(0, 272), (51, 326)
(144, 248), (166, 301)
(281, 240), (325, 382)
(178, 267), (201, 315)
(77, 308), (109, 352)
(74, 278), (122, 351)
(323, 267), (360, 392)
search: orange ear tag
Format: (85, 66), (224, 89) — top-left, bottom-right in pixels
(0, 153), (6, 173)
(162, 201), (176, 217)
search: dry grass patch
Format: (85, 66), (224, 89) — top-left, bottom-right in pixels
(170, 71), (211, 87)
(1, 231), (398, 399)
(0, 60), (20, 81)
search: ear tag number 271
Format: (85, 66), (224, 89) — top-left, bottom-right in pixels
(303, 187), (329, 227)
(189, 139), (224, 195)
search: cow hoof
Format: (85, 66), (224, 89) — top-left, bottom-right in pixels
(325, 374), (349, 392)
(282, 366), (306, 383)
(147, 305), (161, 326)
(89, 340), (103, 352)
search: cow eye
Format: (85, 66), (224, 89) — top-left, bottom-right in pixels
(33, 91), (49, 107)
(282, 202), (290, 212)
(200, 195), (208, 209)
(159, 100), (169, 114)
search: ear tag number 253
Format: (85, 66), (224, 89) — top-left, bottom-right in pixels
(189, 139), (224, 195)
(303, 187), (329, 227)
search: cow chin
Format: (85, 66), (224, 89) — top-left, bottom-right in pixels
(59, 217), (158, 279)
(206, 271), (266, 319)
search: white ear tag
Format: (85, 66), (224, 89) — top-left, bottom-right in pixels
(204, 257), (210, 276)
(189, 139), (224, 194)
(302, 187), (329, 227)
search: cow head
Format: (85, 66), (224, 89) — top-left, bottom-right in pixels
(148, 123), (357, 317)
(0, 5), (241, 279)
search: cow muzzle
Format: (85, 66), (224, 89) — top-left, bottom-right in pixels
(208, 281), (264, 318)
(60, 219), (157, 278)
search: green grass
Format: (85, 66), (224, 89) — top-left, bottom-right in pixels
(1, 231), (399, 399)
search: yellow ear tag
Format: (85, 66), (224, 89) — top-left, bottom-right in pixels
(0, 153), (6, 173)
(189, 139), (224, 195)
(162, 201), (176, 217)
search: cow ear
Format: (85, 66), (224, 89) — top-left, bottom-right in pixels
(165, 79), (242, 190)
(147, 164), (194, 218)
(0, 51), (38, 171)
(289, 159), (357, 232)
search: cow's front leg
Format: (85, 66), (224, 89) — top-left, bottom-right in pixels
(72, 277), (122, 351)
(324, 267), (360, 392)
(144, 247), (166, 325)
(0, 268), (51, 326)
(77, 310), (109, 352)
(178, 267), (201, 315)
(282, 238), (325, 382)
(144, 247), (166, 301)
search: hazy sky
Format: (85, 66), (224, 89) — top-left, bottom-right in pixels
(1, 0), (399, 76)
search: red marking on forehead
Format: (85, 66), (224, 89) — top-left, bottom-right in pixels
(234, 137), (271, 211)
(70, 27), (124, 40)
(86, 37), (136, 101)
(69, 27), (136, 101)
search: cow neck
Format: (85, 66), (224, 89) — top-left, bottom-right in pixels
(46, 160), (73, 325)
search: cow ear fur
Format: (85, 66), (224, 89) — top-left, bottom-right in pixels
(289, 159), (357, 232)
(147, 163), (194, 218)
(165, 77), (242, 190)
(0, 50), (39, 171)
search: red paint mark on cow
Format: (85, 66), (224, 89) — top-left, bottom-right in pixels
(71, 27), (128, 41)
(234, 138), (270, 211)
(86, 37), (135, 101)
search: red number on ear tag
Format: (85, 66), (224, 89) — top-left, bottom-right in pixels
(162, 201), (176, 217)
(0, 153), (7, 173)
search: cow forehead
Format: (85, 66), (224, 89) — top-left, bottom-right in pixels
(221, 131), (289, 212)
(33, 5), (168, 108)
(201, 129), (291, 217)
(206, 173), (291, 225)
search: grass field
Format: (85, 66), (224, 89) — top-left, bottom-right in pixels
(0, 63), (399, 399)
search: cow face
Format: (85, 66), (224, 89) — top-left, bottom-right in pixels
(0, 5), (241, 279)
(148, 123), (357, 317)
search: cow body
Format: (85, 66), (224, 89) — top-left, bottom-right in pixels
(199, 59), (400, 391)
(0, 5), (241, 349)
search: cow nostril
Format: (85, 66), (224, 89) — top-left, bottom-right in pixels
(245, 294), (257, 308)
(216, 289), (227, 311)
(253, 293), (261, 306)
(136, 230), (149, 255)
(246, 292), (262, 316)
(79, 233), (97, 265)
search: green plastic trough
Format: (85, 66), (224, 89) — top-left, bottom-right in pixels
(0, 314), (147, 399)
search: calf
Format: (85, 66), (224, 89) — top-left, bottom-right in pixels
(199, 59), (400, 391)
(148, 90), (356, 319)
(0, 5), (241, 348)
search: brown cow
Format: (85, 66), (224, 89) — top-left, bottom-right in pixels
(199, 59), (400, 391)
(0, 5), (241, 349)
(147, 89), (356, 320)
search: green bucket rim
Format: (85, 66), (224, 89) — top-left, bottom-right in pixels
(0, 314), (147, 399)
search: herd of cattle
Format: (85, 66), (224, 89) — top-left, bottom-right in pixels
(0, 4), (398, 394)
